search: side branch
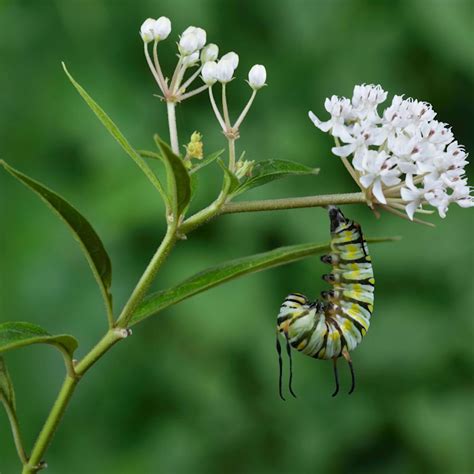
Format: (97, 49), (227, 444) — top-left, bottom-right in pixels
(220, 192), (366, 214)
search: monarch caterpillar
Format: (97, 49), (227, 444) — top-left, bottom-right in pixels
(276, 206), (374, 398)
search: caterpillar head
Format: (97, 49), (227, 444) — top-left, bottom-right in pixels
(328, 206), (348, 232)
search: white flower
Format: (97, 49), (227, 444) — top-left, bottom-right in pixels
(352, 84), (387, 121)
(153, 16), (171, 41)
(354, 150), (401, 204)
(331, 121), (385, 158)
(309, 96), (353, 143)
(425, 186), (449, 218)
(400, 174), (426, 220)
(352, 84), (387, 109)
(182, 26), (207, 49)
(201, 43), (219, 63)
(140, 18), (156, 43)
(179, 32), (199, 55)
(216, 58), (235, 83)
(449, 178), (474, 209)
(202, 61), (218, 85)
(248, 65), (266, 90)
(220, 52), (239, 69)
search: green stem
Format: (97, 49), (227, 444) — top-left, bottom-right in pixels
(22, 225), (177, 472)
(220, 192), (366, 214)
(167, 102), (179, 155)
(180, 190), (229, 235)
(228, 138), (236, 172)
(1, 397), (28, 466)
(115, 224), (177, 328)
(22, 376), (78, 474)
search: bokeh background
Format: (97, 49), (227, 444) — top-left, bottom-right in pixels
(0, 0), (473, 473)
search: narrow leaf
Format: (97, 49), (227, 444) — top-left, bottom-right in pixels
(154, 135), (191, 217)
(233, 159), (320, 196)
(62, 63), (166, 201)
(0, 322), (78, 356)
(130, 236), (398, 326)
(190, 149), (225, 174)
(1, 161), (113, 317)
(0, 356), (15, 409)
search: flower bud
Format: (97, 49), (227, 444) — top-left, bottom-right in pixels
(202, 61), (218, 85)
(248, 64), (266, 90)
(181, 26), (207, 50)
(235, 160), (255, 180)
(201, 43), (219, 63)
(185, 131), (204, 160)
(140, 18), (156, 43)
(153, 16), (171, 41)
(183, 51), (200, 67)
(220, 52), (239, 69)
(179, 33), (199, 55)
(216, 59), (235, 83)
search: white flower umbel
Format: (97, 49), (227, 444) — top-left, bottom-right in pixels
(309, 84), (473, 222)
(206, 57), (267, 173)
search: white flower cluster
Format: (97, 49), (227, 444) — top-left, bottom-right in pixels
(309, 84), (473, 220)
(139, 17), (266, 98)
(202, 53), (266, 90)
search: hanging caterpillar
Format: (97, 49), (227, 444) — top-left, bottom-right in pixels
(276, 206), (375, 398)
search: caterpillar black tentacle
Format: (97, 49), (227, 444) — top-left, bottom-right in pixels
(276, 206), (374, 398)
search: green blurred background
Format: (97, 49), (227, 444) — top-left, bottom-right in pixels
(1, 0), (473, 473)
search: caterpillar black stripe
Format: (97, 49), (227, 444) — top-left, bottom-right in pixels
(276, 206), (375, 399)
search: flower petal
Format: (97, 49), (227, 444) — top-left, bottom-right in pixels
(372, 179), (387, 204)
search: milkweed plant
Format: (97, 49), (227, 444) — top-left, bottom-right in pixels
(0, 15), (472, 473)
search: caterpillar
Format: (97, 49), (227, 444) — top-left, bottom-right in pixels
(276, 206), (374, 398)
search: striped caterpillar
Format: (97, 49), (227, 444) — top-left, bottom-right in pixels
(276, 206), (374, 398)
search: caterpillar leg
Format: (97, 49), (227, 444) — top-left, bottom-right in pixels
(276, 332), (285, 401)
(286, 337), (297, 398)
(342, 348), (356, 395)
(331, 358), (340, 397)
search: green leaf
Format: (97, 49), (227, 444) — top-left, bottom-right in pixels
(62, 63), (166, 202)
(233, 159), (320, 196)
(190, 149), (225, 175)
(0, 356), (15, 409)
(154, 135), (191, 218)
(130, 236), (398, 326)
(0, 322), (78, 357)
(1, 161), (113, 317)
(217, 158), (239, 194)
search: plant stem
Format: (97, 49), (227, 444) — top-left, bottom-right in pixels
(22, 376), (78, 474)
(166, 102), (179, 155)
(221, 84), (231, 128)
(22, 225), (177, 472)
(116, 224), (177, 328)
(233, 90), (256, 129)
(144, 43), (165, 94)
(179, 191), (229, 235)
(179, 65), (203, 93)
(208, 87), (226, 131)
(1, 398), (28, 466)
(180, 84), (209, 101)
(220, 192), (366, 214)
(228, 138), (236, 172)
(152, 40), (168, 94)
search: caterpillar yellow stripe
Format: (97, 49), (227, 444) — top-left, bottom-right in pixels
(276, 206), (375, 399)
